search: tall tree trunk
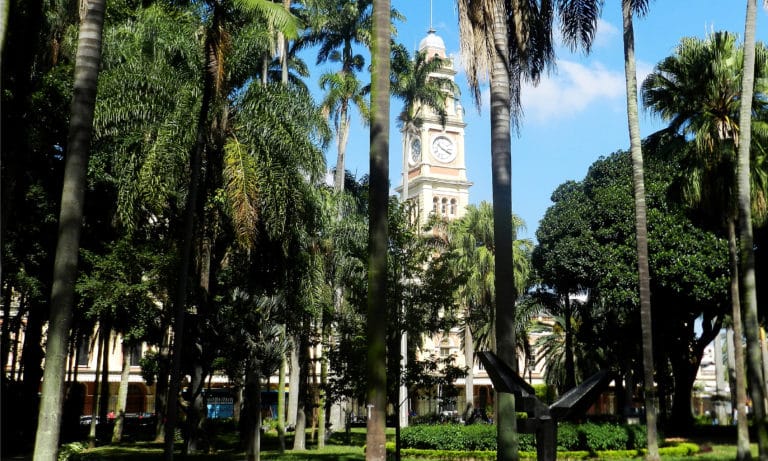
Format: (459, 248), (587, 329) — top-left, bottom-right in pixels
(288, 336), (299, 429)
(32, 1), (105, 457)
(88, 326), (106, 448)
(621, 2), (659, 459)
(164, 8), (214, 457)
(245, 371), (262, 461)
(292, 328), (309, 450)
(713, 332), (728, 425)
(186, 357), (208, 453)
(277, 351), (286, 452)
(154, 333), (170, 442)
(365, 2), (390, 459)
(488, 1), (518, 459)
(334, 105), (351, 192)
(318, 321), (328, 449)
(728, 218), (752, 459)
(738, 2), (768, 459)
(98, 323), (111, 424)
(463, 323), (474, 420)
(279, 0), (290, 85)
(112, 341), (132, 442)
(21, 299), (45, 442)
(563, 293), (575, 390)
(0, 285), (12, 388)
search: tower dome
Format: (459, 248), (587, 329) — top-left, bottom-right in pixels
(418, 29), (446, 59)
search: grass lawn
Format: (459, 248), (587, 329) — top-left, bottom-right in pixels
(36, 426), (762, 461)
(64, 441), (759, 461)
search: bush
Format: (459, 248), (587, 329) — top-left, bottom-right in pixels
(579, 422), (628, 451)
(402, 421), (650, 453)
(58, 442), (87, 461)
(556, 423), (580, 451)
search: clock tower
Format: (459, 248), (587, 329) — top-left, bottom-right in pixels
(396, 29), (472, 225)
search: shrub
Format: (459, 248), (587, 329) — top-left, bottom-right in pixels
(58, 441), (87, 461)
(556, 423), (580, 451)
(533, 384), (557, 405)
(402, 421), (654, 453)
(580, 422), (629, 451)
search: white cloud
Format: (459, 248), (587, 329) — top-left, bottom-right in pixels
(521, 59), (625, 122)
(594, 18), (620, 49)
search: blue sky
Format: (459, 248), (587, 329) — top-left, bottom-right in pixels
(305, 1), (767, 241)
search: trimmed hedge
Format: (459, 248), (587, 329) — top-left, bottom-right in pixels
(400, 422), (649, 453)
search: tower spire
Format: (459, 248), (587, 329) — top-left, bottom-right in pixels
(429, 0), (433, 31)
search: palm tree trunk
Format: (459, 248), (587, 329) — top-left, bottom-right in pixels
(112, 342), (132, 443)
(563, 293), (576, 390)
(366, 1), (390, 459)
(334, 105), (351, 192)
(728, 218), (752, 459)
(32, 2), (105, 458)
(88, 327), (106, 448)
(164, 7), (216, 456)
(154, 332), (170, 442)
(488, 1), (519, 459)
(293, 328), (309, 450)
(463, 324), (474, 419)
(279, 0), (290, 84)
(621, 2), (659, 460)
(277, 338), (286, 452)
(737, 2), (768, 458)
(288, 337), (299, 429)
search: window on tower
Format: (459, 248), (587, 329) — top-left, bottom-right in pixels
(433, 197), (439, 214)
(441, 198), (447, 214)
(450, 199), (457, 215)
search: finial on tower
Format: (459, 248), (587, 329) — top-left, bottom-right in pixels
(429, 0), (433, 31)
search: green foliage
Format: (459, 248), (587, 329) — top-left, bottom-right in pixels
(400, 424), (496, 451)
(579, 422), (629, 451)
(533, 383), (557, 405)
(400, 422), (649, 453)
(58, 442), (87, 461)
(556, 423), (580, 451)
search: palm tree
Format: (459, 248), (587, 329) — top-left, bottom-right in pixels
(32, 0), (106, 459)
(163, 2), (299, 458)
(301, 0), (373, 192)
(642, 30), (768, 450)
(620, 1), (659, 458)
(318, 69), (370, 192)
(446, 202), (532, 415)
(366, 0), (389, 458)
(456, 1), (599, 458)
(391, 44), (455, 202)
(737, 0), (768, 457)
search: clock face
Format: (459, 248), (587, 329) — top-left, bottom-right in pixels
(409, 139), (422, 165)
(431, 135), (456, 163)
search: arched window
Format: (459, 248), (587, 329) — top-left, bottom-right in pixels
(440, 339), (451, 358)
(432, 197), (439, 213)
(450, 198), (457, 215)
(441, 197), (447, 214)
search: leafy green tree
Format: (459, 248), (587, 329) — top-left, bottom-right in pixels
(75, 238), (166, 442)
(541, 150), (729, 430)
(533, 181), (596, 391)
(642, 29), (768, 451)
